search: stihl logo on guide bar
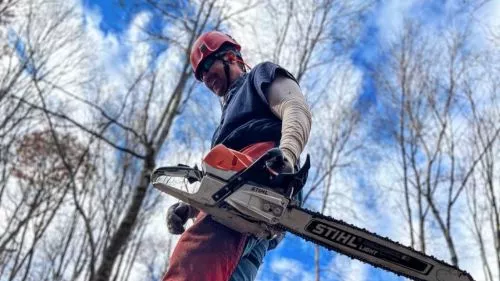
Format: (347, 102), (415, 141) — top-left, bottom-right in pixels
(305, 219), (432, 274)
(306, 220), (378, 255)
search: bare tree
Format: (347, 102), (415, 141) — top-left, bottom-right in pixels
(464, 52), (500, 281)
(0, 0), (37, 211)
(374, 20), (435, 252)
(375, 13), (500, 268)
(5, 0), (277, 280)
(0, 129), (94, 280)
(241, 0), (373, 84)
(0, 1), (94, 280)
(0, 0), (18, 25)
(305, 65), (363, 281)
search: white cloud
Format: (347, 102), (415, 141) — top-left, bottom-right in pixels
(476, 0), (500, 28)
(268, 257), (315, 281)
(329, 254), (369, 281)
(473, 0), (500, 50)
(83, 7), (122, 72)
(376, 0), (419, 44)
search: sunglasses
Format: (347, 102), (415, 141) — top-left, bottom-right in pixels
(200, 56), (217, 74)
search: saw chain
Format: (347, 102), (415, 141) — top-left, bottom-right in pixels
(277, 206), (474, 281)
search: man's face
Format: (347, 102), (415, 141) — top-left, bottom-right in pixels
(201, 57), (228, 97)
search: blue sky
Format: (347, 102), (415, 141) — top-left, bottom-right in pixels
(81, 0), (382, 113)
(82, 0), (137, 34)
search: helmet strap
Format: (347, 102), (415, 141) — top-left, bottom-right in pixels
(223, 60), (231, 95)
(217, 50), (248, 95)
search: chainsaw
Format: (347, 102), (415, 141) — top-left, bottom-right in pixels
(151, 145), (474, 281)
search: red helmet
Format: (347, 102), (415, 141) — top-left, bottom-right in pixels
(190, 31), (241, 80)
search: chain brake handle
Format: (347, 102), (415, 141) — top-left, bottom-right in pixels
(211, 148), (283, 204)
(211, 148), (310, 204)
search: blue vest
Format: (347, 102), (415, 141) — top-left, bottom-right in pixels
(211, 62), (297, 150)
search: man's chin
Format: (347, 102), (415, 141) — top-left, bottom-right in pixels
(214, 87), (227, 97)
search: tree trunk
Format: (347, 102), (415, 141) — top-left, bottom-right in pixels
(93, 153), (155, 281)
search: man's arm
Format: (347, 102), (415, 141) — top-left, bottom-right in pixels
(267, 76), (312, 166)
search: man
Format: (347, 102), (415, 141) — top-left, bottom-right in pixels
(163, 31), (312, 281)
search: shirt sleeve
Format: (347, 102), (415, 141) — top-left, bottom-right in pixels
(250, 62), (298, 104)
(267, 76), (312, 165)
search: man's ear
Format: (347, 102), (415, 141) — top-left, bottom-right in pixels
(224, 52), (237, 63)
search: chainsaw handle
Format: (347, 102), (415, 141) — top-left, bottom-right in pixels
(152, 165), (203, 183)
(150, 165), (205, 206)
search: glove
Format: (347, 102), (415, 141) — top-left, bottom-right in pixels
(166, 202), (197, 235)
(264, 149), (297, 194)
(268, 232), (286, 250)
(265, 149), (295, 175)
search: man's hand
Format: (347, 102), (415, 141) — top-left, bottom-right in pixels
(266, 149), (295, 175)
(166, 202), (197, 234)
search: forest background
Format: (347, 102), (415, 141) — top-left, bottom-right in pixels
(0, 0), (499, 280)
